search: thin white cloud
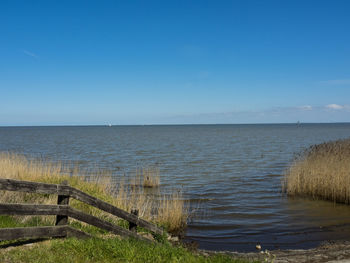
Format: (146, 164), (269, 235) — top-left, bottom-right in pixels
(22, 50), (38, 58)
(320, 79), (350, 85)
(326, 104), (344, 110)
(299, 105), (313, 111)
(166, 105), (350, 124)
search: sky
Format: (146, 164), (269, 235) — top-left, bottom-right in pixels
(1, 0), (350, 125)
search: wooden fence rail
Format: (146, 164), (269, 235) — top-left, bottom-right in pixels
(0, 178), (164, 242)
(0, 226), (90, 241)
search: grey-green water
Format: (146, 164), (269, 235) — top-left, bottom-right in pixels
(1, 123), (350, 251)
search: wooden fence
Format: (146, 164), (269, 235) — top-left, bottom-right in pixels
(0, 178), (164, 242)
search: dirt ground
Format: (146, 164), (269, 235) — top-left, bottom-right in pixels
(201, 241), (350, 263)
(3, 238), (350, 262)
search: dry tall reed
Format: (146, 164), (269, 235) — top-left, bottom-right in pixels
(283, 138), (350, 204)
(130, 167), (160, 188)
(0, 153), (187, 233)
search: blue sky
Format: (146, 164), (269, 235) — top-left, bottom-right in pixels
(1, 0), (350, 125)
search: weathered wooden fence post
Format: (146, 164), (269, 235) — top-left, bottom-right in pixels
(129, 209), (139, 232)
(55, 180), (69, 226)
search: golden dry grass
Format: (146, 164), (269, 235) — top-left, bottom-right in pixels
(141, 167), (160, 188)
(131, 167), (160, 188)
(0, 153), (187, 233)
(283, 138), (350, 204)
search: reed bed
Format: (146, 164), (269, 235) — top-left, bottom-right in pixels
(0, 153), (187, 233)
(283, 138), (350, 204)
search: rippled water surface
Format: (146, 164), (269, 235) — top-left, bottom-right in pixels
(1, 124), (350, 251)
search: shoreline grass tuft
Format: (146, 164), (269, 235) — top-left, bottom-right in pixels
(283, 138), (350, 203)
(142, 167), (160, 188)
(130, 167), (160, 188)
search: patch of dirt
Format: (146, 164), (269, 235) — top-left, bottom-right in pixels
(201, 241), (350, 263)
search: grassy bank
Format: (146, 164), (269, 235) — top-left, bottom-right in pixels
(0, 215), (258, 263)
(283, 138), (350, 203)
(0, 236), (257, 263)
(0, 216), (252, 263)
(0, 153), (186, 233)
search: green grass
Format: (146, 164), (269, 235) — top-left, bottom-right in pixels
(0, 215), (55, 228)
(0, 216), (258, 263)
(0, 237), (256, 263)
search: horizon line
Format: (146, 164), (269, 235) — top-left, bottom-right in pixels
(1, 121), (350, 128)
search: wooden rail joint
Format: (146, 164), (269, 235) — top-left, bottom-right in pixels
(55, 180), (70, 227)
(129, 209), (139, 232)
